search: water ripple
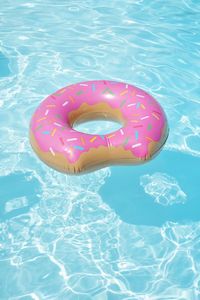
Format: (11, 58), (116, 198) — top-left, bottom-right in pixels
(0, 0), (200, 299)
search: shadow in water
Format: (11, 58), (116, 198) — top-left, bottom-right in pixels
(0, 52), (11, 77)
(100, 150), (200, 227)
(0, 171), (41, 221)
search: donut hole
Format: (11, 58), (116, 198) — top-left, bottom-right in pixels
(74, 119), (123, 135)
(69, 102), (125, 135)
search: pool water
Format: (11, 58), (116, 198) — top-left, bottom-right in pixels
(0, 1), (200, 299)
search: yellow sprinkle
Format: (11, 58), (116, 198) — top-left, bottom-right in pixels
(141, 104), (146, 109)
(69, 147), (73, 156)
(58, 88), (66, 94)
(120, 90), (128, 96)
(130, 120), (139, 123)
(131, 91), (136, 96)
(37, 117), (47, 122)
(90, 136), (97, 143)
(107, 134), (115, 139)
(51, 128), (57, 136)
(81, 137), (85, 145)
(146, 136), (154, 142)
(69, 96), (75, 103)
(46, 104), (56, 107)
(152, 113), (160, 120)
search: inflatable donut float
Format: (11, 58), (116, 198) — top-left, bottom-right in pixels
(29, 80), (168, 174)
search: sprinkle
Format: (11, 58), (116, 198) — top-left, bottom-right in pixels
(42, 130), (50, 134)
(133, 125), (143, 128)
(123, 137), (130, 145)
(120, 99), (126, 107)
(147, 124), (152, 130)
(55, 113), (62, 119)
(76, 90), (83, 95)
(132, 113), (140, 116)
(136, 102), (141, 109)
(141, 116), (149, 120)
(62, 101), (69, 107)
(130, 120), (139, 123)
(90, 136), (97, 143)
(131, 90), (136, 96)
(132, 143), (142, 149)
(45, 110), (49, 116)
(67, 138), (77, 142)
(80, 83), (88, 86)
(125, 84), (128, 89)
(146, 136), (154, 142)
(59, 88), (66, 94)
(120, 129), (124, 135)
(80, 136), (85, 145)
(153, 110), (161, 115)
(100, 135), (105, 140)
(69, 96), (75, 103)
(64, 147), (73, 156)
(102, 88), (115, 95)
(136, 94), (144, 98)
(127, 103), (136, 107)
(152, 112), (160, 120)
(92, 83), (96, 91)
(59, 137), (64, 145)
(120, 90), (128, 96)
(51, 128), (57, 136)
(54, 122), (62, 127)
(49, 147), (55, 156)
(107, 134), (115, 139)
(37, 117), (46, 122)
(46, 104), (56, 108)
(54, 88), (66, 96)
(141, 104), (146, 109)
(103, 80), (107, 85)
(135, 131), (139, 140)
(36, 124), (42, 131)
(74, 145), (85, 150)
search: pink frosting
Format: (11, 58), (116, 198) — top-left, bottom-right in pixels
(30, 80), (168, 163)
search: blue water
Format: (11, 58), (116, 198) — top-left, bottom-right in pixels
(0, 1), (200, 299)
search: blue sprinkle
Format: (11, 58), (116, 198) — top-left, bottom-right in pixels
(100, 135), (105, 140)
(135, 130), (139, 140)
(74, 145), (84, 150)
(92, 83), (96, 91)
(42, 130), (50, 134)
(136, 102), (140, 109)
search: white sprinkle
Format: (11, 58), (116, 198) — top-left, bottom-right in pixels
(136, 94), (145, 98)
(132, 143), (142, 149)
(54, 122), (62, 127)
(127, 103), (136, 107)
(67, 138), (77, 142)
(45, 109), (49, 116)
(80, 83), (88, 86)
(62, 101), (69, 106)
(125, 84), (128, 89)
(120, 129), (124, 135)
(141, 116), (149, 120)
(49, 147), (55, 156)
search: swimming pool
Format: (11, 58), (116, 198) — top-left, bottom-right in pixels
(0, 0), (200, 299)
